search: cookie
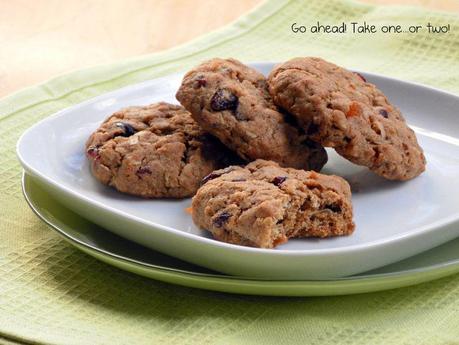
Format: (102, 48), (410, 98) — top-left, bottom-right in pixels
(85, 102), (240, 198)
(268, 57), (426, 180)
(176, 58), (327, 171)
(192, 160), (355, 248)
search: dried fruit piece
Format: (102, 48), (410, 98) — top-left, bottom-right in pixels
(201, 172), (221, 185)
(201, 167), (235, 185)
(210, 89), (238, 111)
(86, 146), (100, 160)
(114, 122), (137, 137)
(195, 76), (207, 88)
(379, 109), (389, 118)
(354, 72), (366, 82)
(346, 102), (361, 118)
(136, 166), (152, 177)
(272, 176), (287, 186)
(214, 212), (231, 228)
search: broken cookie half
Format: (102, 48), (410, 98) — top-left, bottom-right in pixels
(192, 160), (355, 248)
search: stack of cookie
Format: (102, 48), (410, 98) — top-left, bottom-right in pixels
(86, 57), (426, 249)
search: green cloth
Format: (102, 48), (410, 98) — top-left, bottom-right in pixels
(1, 0), (459, 343)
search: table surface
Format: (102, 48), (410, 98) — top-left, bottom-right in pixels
(1, 0), (458, 98)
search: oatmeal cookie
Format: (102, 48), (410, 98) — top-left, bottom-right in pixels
(176, 58), (327, 171)
(268, 57), (426, 180)
(192, 160), (355, 248)
(85, 102), (239, 198)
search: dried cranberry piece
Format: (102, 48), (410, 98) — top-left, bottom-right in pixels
(214, 212), (231, 228)
(201, 167), (235, 185)
(379, 109), (389, 118)
(272, 176), (287, 187)
(136, 167), (152, 177)
(210, 89), (238, 111)
(86, 146), (100, 160)
(115, 122), (136, 137)
(195, 76), (207, 88)
(354, 72), (367, 82)
(201, 172), (221, 185)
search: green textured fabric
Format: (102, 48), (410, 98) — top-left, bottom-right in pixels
(1, 0), (459, 343)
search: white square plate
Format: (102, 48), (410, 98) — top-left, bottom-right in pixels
(17, 63), (459, 279)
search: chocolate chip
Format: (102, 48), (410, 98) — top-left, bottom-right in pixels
(272, 176), (287, 187)
(325, 204), (341, 213)
(115, 122), (136, 137)
(354, 72), (367, 82)
(210, 89), (238, 111)
(379, 109), (389, 118)
(214, 212), (231, 228)
(136, 167), (152, 177)
(86, 146), (100, 160)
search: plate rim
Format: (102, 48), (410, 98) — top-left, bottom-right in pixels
(22, 172), (459, 288)
(15, 63), (459, 257)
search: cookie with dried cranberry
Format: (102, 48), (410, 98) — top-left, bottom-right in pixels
(176, 58), (327, 171)
(192, 160), (354, 249)
(85, 102), (240, 198)
(267, 57), (426, 180)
